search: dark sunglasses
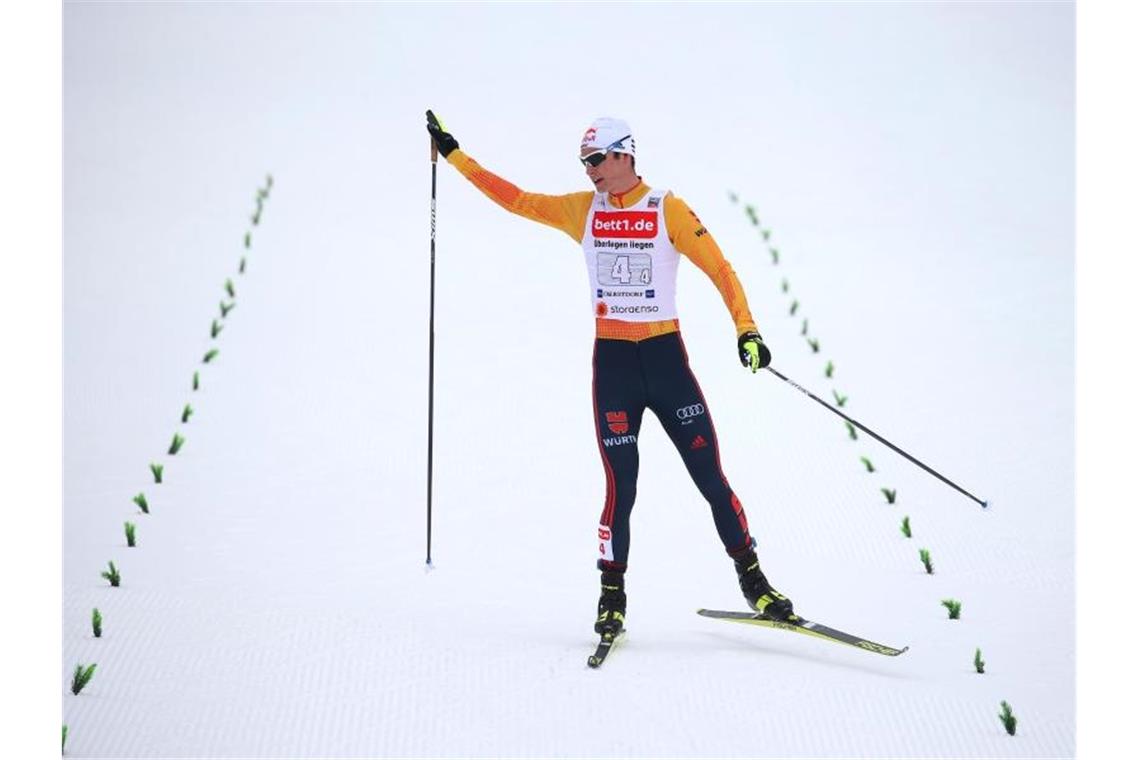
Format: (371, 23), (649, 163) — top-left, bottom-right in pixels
(579, 135), (631, 167)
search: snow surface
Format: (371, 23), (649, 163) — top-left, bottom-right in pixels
(63, 3), (1073, 757)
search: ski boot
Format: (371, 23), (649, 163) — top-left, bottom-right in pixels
(594, 570), (626, 636)
(734, 549), (796, 621)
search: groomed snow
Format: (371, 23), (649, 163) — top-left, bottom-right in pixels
(63, 3), (1073, 757)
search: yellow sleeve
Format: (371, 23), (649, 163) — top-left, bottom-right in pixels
(446, 149), (593, 243)
(664, 194), (759, 337)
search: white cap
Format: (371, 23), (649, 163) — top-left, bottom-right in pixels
(580, 117), (635, 156)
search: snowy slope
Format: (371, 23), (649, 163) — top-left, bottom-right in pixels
(63, 3), (1074, 757)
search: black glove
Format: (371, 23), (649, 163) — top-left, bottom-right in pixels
(737, 331), (772, 373)
(426, 109), (459, 158)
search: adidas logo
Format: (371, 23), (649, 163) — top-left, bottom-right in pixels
(690, 435), (708, 450)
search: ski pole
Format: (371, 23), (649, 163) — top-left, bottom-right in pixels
(765, 366), (989, 509)
(426, 133), (439, 565)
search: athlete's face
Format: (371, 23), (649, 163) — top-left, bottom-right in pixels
(581, 147), (637, 195)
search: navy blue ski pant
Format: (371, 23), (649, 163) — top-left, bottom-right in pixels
(591, 331), (754, 571)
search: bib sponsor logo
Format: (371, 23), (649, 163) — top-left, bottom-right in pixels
(605, 411), (629, 435)
(592, 211), (657, 239)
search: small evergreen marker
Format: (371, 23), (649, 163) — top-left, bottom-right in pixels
(999, 701), (1017, 735)
(781, 278), (789, 293)
(150, 462), (163, 484)
(71, 663), (97, 695)
(244, 231), (251, 248)
(266, 173), (274, 190)
(920, 548), (933, 574)
(91, 608), (102, 638)
(168, 432), (185, 455)
(220, 300), (235, 318)
(900, 515), (912, 538)
(845, 421), (857, 440)
(800, 318), (809, 336)
(251, 210), (261, 226)
(761, 228), (771, 241)
(192, 371), (200, 391)
(789, 299), (799, 316)
(825, 360), (834, 378)
(833, 390), (848, 407)
(182, 404), (193, 424)
(744, 205), (758, 226)
(224, 278), (236, 299)
(860, 456), (875, 473)
(211, 319), (223, 339)
(770, 247), (780, 265)
(132, 492), (149, 514)
(63, 724), (68, 752)
(941, 598), (962, 619)
(203, 348), (219, 364)
(101, 561), (120, 587)
(728, 191), (738, 204)
(807, 337), (820, 353)
(125, 521), (136, 547)
(975, 647), (985, 673)
(881, 487), (897, 504)
(239, 257), (247, 274)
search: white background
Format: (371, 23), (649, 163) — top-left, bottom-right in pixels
(6, 1), (1136, 758)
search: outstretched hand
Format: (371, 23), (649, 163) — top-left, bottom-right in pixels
(426, 110), (459, 158)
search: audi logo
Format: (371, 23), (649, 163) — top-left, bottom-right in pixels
(675, 404), (705, 420)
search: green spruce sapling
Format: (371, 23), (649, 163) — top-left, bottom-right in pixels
(244, 231), (251, 248)
(801, 319), (809, 336)
(761, 228), (771, 241)
(239, 257), (247, 274)
(881, 488), (897, 504)
(150, 462), (163, 483)
(203, 348), (219, 364)
(807, 337), (820, 353)
(91, 608), (102, 638)
(941, 598), (962, 619)
(224, 278), (235, 299)
(193, 371), (200, 391)
(825, 360), (834, 378)
(101, 561), (120, 587)
(860, 456), (875, 473)
(132, 492), (149, 514)
(789, 299), (799, 316)
(975, 647), (985, 673)
(770, 247), (779, 265)
(920, 548), (933, 574)
(211, 320), (223, 339)
(182, 404), (193, 423)
(220, 300), (235, 318)
(71, 664), (97, 695)
(781, 278), (789, 293)
(845, 421), (857, 440)
(999, 701), (1017, 736)
(168, 432), (185, 455)
(124, 521), (136, 547)
(63, 724), (68, 752)
(900, 516), (912, 538)
(832, 390), (848, 407)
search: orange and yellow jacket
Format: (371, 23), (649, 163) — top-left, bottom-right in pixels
(447, 149), (758, 343)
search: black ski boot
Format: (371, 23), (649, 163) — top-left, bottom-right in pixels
(734, 550), (796, 620)
(594, 570), (626, 636)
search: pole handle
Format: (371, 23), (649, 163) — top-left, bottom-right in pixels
(431, 139), (438, 164)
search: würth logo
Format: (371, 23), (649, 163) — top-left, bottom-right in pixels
(592, 211), (657, 239)
(605, 411), (629, 434)
(690, 435), (708, 450)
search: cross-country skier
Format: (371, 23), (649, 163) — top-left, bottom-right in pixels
(425, 110), (795, 640)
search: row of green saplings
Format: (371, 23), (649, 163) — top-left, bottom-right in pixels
(64, 175), (273, 754)
(729, 192), (1017, 737)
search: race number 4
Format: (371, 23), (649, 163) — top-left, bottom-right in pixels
(598, 252), (653, 286)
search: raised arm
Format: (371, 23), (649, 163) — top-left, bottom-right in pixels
(427, 110), (592, 243)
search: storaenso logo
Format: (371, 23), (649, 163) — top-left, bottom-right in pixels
(675, 403), (705, 421)
(592, 211), (657, 239)
(608, 305), (659, 315)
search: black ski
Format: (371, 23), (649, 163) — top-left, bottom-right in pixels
(586, 629), (625, 668)
(697, 609), (908, 657)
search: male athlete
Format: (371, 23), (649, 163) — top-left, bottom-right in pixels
(425, 111), (795, 638)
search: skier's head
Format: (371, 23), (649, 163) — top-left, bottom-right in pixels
(580, 117), (638, 195)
